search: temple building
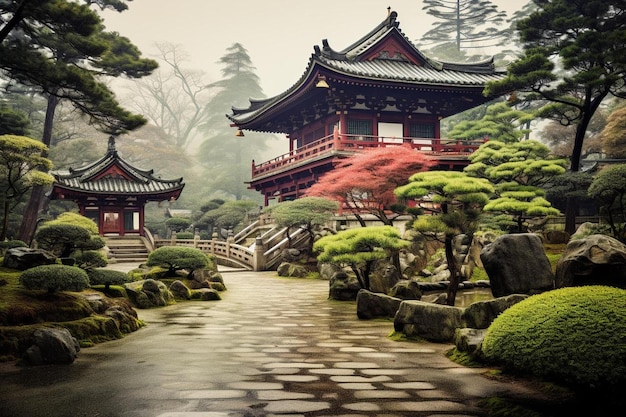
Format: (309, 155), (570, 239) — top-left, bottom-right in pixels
(50, 136), (184, 236)
(227, 9), (507, 206)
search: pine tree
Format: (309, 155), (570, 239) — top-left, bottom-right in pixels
(418, 0), (508, 60)
(198, 43), (275, 201)
(485, 0), (626, 234)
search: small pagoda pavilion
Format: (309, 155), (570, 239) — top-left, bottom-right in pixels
(227, 9), (507, 205)
(50, 136), (185, 236)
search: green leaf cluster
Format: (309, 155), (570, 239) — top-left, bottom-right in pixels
(314, 226), (408, 261)
(588, 164), (626, 241)
(268, 197), (338, 229)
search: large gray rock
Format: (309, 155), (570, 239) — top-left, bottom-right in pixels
(555, 234), (626, 288)
(454, 328), (487, 354)
(3, 247), (56, 270)
(480, 233), (554, 297)
(356, 289), (402, 319)
(389, 280), (422, 300)
(327, 267), (361, 301)
(394, 300), (465, 342)
(277, 262), (310, 278)
(394, 294), (527, 343)
(462, 294), (528, 329)
(124, 279), (173, 308)
(25, 328), (80, 365)
(169, 280), (191, 299)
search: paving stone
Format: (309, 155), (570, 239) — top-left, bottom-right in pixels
(383, 382), (436, 390)
(342, 402), (381, 411)
(263, 400), (331, 413)
(179, 390), (246, 399)
(353, 390), (411, 399)
(228, 382), (283, 390)
(382, 400), (473, 412)
(330, 375), (392, 383)
(338, 382), (376, 390)
(334, 362), (380, 369)
(274, 375), (320, 382)
(256, 390), (315, 400)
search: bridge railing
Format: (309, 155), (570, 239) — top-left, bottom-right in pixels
(154, 235), (257, 270)
(153, 222), (310, 271)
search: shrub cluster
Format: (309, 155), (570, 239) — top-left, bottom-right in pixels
(87, 269), (134, 290)
(146, 246), (209, 276)
(481, 286), (626, 389)
(20, 264), (90, 293)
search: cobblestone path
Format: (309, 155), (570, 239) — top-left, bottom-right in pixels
(0, 269), (540, 417)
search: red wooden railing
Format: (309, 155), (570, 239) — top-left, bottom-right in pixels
(251, 131), (486, 178)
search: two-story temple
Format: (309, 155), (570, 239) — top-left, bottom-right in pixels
(227, 9), (507, 206)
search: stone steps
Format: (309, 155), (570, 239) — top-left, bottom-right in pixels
(105, 236), (149, 264)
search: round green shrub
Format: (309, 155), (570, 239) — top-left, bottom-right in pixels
(481, 286), (626, 389)
(87, 269), (134, 290)
(146, 246), (209, 276)
(20, 264), (90, 293)
(165, 217), (191, 232)
(73, 250), (107, 269)
(176, 232), (194, 239)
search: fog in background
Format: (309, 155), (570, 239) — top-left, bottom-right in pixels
(103, 0), (527, 98)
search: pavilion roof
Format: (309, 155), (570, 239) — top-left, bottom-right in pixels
(227, 10), (506, 131)
(52, 137), (184, 198)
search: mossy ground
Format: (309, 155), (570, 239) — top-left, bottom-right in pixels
(0, 266), (143, 362)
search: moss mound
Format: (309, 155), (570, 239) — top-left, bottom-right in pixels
(481, 286), (626, 389)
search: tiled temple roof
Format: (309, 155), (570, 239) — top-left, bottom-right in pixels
(52, 136), (184, 197)
(228, 10), (505, 128)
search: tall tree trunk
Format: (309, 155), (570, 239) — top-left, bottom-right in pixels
(17, 95), (58, 244)
(444, 233), (460, 306)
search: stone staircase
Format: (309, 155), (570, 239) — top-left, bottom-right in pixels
(105, 236), (150, 264)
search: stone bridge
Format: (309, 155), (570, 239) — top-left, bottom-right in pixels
(148, 219), (309, 271)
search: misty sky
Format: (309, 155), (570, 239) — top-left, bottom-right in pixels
(102, 0), (528, 98)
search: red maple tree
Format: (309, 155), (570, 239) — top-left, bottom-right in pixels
(305, 145), (435, 226)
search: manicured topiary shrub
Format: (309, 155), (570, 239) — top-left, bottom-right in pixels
(87, 269), (134, 290)
(176, 232), (194, 239)
(19, 264), (90, 293)
(481, 286), (626, 389)
(74, 250), (108, 270)
(146, 246), (209, 277)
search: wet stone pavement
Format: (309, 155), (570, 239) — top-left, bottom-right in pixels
(0, 269), (540, 417)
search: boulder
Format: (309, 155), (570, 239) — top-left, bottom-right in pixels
(394, 300), (465, 342)
(327, 268), (361, 301)
(169, 280), (191, 299)
(480, 233), (554, 297)
(389, 280), (422, 300)
(25, 328), (80, 365)
(277, 262), (310, 278)
(190, 288), (221, 301)
(454, 328), (487, 355)
(555, 234), (626, 289)
(356, 289), (402, 319)
(462, 294), (528, 329)
(124, 279), (173, 308)
(368, 261), (401, 294)
(2, 247), (56, 270)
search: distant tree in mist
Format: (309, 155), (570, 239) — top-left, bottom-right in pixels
(417, 0), (508, 61)
(197, 43), (275, 201)
(125, 43), (213, 152)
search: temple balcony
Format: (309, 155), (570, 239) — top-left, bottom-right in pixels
(251, 131), (486, 180)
